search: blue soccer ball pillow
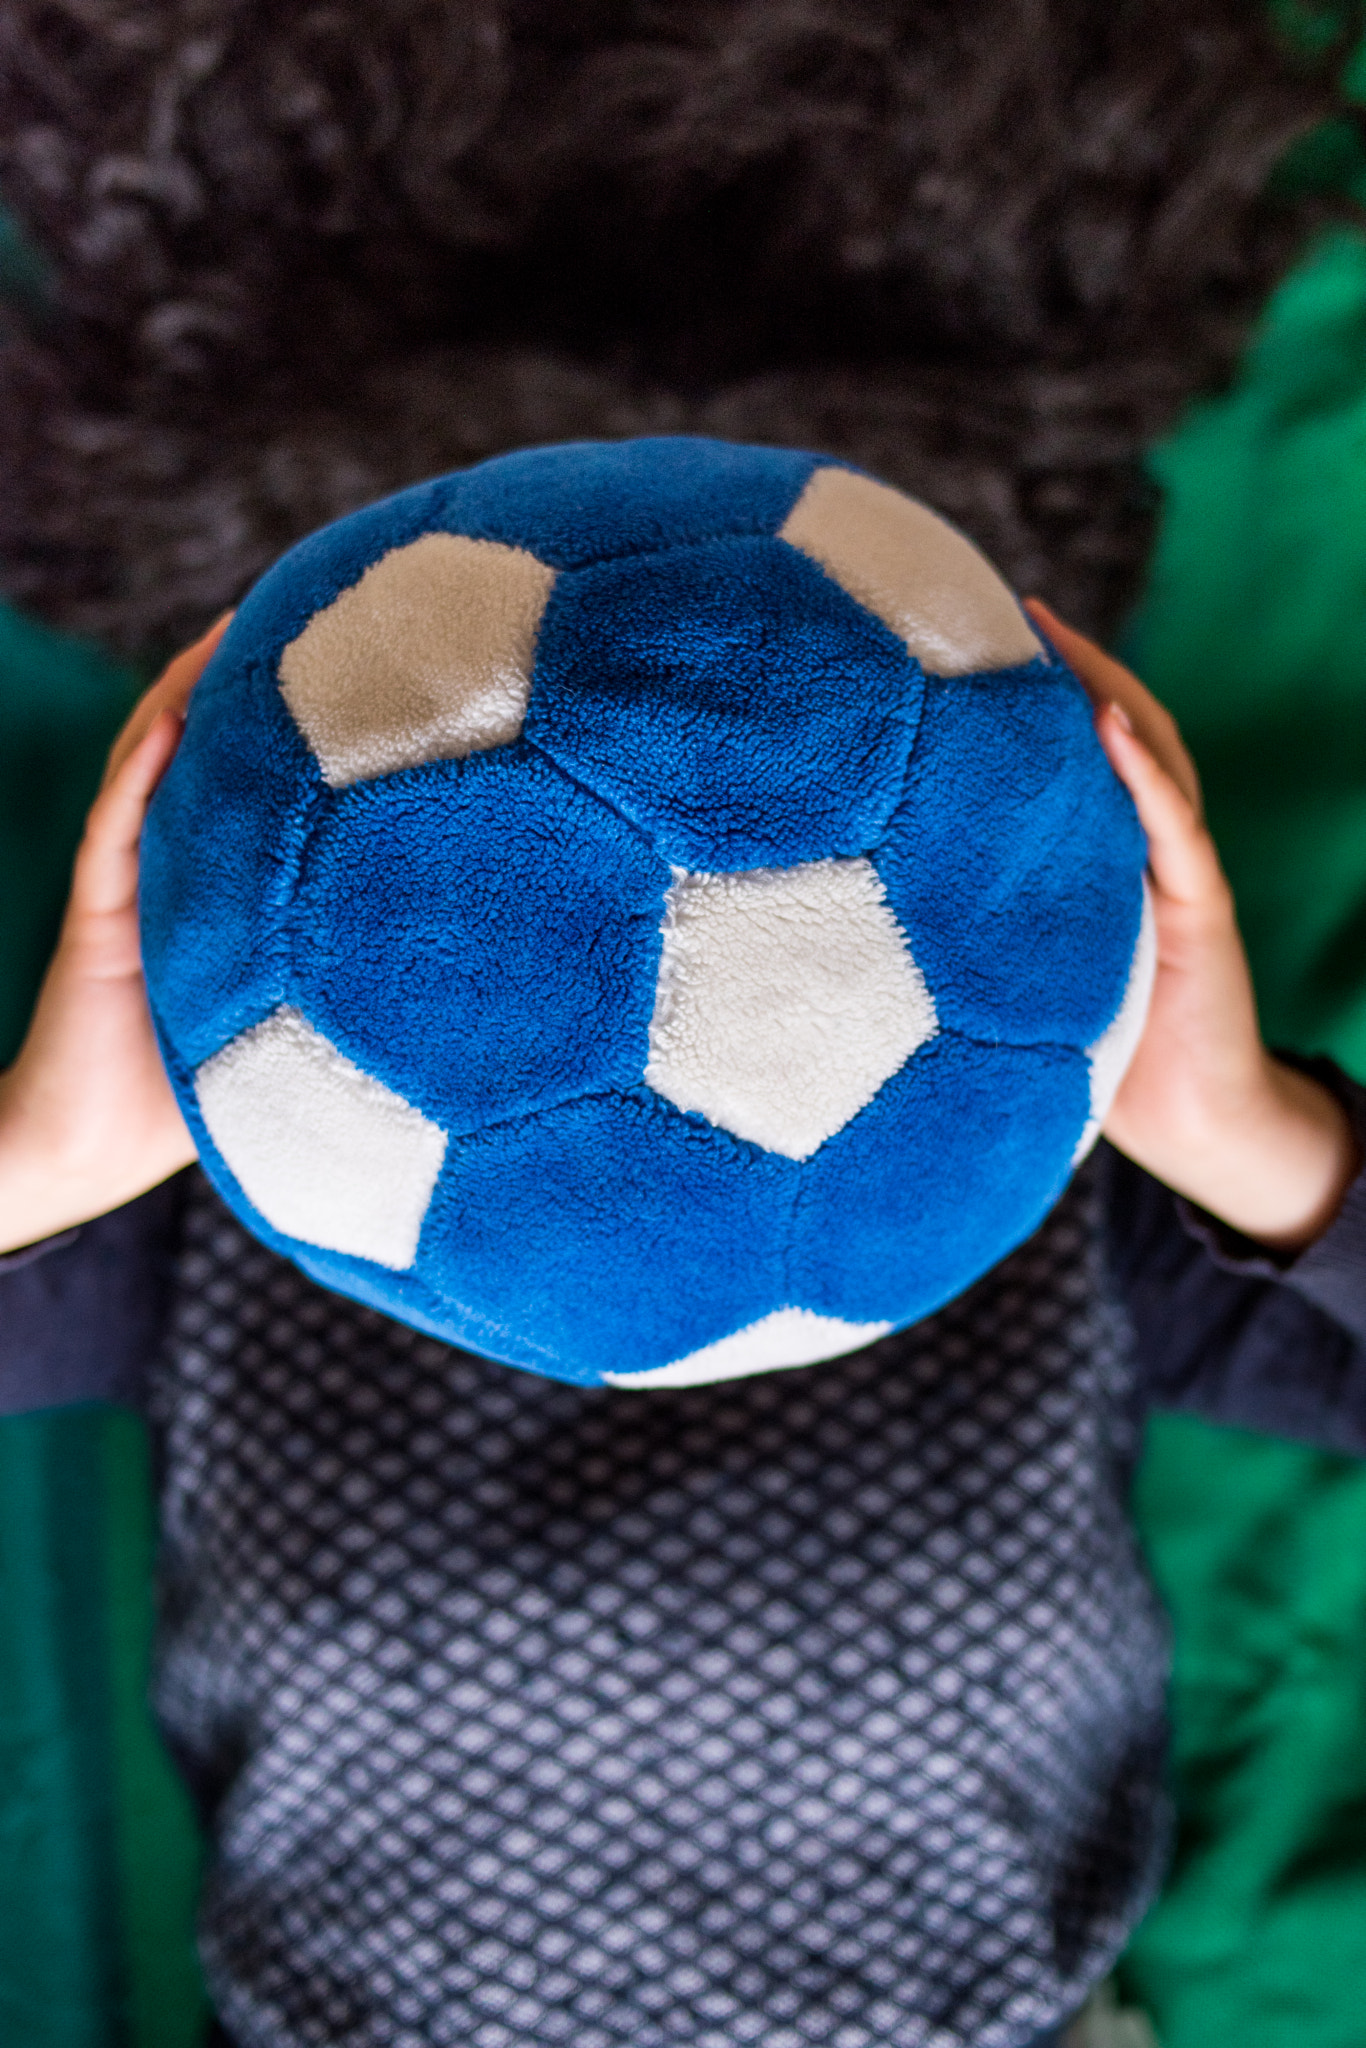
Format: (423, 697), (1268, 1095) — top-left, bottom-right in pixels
(141, 436), (1154, 1388)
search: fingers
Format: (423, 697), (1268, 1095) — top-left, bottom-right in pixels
(1094, 703), (1227, 914)
(102, 611), (232, 789)
(59, 616), (226, 984)
(70, 709), (184, 931)
(1023, 591), (1232, 923)
(1023, 597), (1203, 819)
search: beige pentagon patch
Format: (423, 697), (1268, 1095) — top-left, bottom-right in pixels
(779, 466), (1042, 676)
(279, 532), (556, 787)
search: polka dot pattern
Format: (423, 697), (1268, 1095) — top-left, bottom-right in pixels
(151, 1168), (1171, 2048)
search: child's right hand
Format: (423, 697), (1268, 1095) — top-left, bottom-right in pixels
(0, 618), (230, 1253)
(1025, 598), (1359, 1252)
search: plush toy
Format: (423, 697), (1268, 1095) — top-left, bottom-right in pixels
(140, 435), (1153, 1387)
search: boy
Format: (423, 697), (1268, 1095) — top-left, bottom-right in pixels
(2, 601), (1365, 2048)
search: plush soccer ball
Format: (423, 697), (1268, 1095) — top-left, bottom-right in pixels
(141, 436), (1153, 1388)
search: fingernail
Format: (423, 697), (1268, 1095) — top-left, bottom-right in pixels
(1109, 700), (1133, 734)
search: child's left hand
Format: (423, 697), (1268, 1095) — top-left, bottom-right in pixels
(0, 616), (230, 1252)
(1024, 599), (1359, 1252)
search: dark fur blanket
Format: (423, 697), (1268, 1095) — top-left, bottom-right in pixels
(0, 0), (1354, 655)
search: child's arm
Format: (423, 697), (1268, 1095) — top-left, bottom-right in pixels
(1024, 600), (1360, 1252)
(0, 619), (228, 1253)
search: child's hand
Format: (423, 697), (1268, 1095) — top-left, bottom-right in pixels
(1025, 599), (1358, 1251)
(0, 617), (230, 1253)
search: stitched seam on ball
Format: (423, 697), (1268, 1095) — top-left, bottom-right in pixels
(867, 655), (1060, 863)
(263, 656), (335, 1006)
(436, 1081), (627, 1147)
(520, 732), (669, 860)
(945, 1026), (1091, 1063)
(440, 1081), (775, 1158)
(867, 668), (933, 864)
(539, 528), (799, 574)
(428, 461), (836, 574)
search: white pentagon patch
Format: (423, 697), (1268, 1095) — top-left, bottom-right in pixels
(1072, 879), (1158, 1165)
(643, 857), (938, 1160)
(279, 532), (556, 787)
(195, 1006), (447, 1269)
(779, 465), (1043, 676)
(604, 1307), (895, 1389)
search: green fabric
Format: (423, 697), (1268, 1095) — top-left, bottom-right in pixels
(101, 1411), (205, 2048)
(8, 197), (1366, 2048)
(1123, 1425), (1366, 2045)
(0, 1408), (123, 2045)
(0, 1403), (203, 2048)
(1118, 229), (1366, 2045)
(0, 605), (134, 1066)
(1129, 230), (1366, 1067)
(0, 608), (204, 2047)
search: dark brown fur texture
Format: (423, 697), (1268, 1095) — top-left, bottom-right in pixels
(0, 0), (1357, 655)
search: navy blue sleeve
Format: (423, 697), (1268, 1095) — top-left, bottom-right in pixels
(0, 1172), (187, 1416)
(1105, 1059), (1366, 1457)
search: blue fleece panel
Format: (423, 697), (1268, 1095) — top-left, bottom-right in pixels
(428, 437), (824, 567)
(876, 670), (1146, 1046)
(789, 1032), (1091, 1327)
(527, 537), (923, 870)
(141, 645), (314, 1068)
(292, 744), (670, 1133)
(419, 1090), (797, 1382)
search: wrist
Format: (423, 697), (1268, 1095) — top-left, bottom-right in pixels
(1153, 1055), (1360, 1253)
(0, 1067), (133, 1252)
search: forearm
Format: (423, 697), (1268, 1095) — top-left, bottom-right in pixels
(0, 1073), (158, 1251)
(0, 979), (193, 1252)
(0, 1067), (100, 1253)
(1120, 1052), (1361, 1257)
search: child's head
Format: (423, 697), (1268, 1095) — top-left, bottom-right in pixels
(141, 436), (1152, 1386)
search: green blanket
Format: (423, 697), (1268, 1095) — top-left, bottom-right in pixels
(5, 225), (1366, 2048)
(0, 610), (205, 2048)
(1117, 228), (1366, 2045)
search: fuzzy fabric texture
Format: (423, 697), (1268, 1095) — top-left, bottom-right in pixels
(0, 0), (1358, 657)
(643, 859), (939, 1162)
(194, 1006), (449, 1269)
(139, 435), (1148, 1386)
(279, 531), (558, 785)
